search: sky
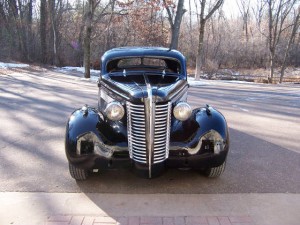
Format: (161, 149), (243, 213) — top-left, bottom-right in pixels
(222, 0), (240, 17)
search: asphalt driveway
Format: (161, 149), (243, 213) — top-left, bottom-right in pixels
(0, 67), (299, 194)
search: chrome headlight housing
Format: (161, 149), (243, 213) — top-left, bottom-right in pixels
(104, 102), (125, 121)
(173, 102), (192, 121)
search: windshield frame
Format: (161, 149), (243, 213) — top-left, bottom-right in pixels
(100, 47), (187, 79)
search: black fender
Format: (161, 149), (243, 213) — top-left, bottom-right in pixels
(65, 106), (128, 169)
(194, 106), (229, 143)
(168, 106), (229, 168)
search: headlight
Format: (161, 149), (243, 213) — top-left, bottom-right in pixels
(173, 102), (192, 121)
(104, 102), (125, 121)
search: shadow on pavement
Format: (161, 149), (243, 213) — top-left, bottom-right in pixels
(76, 128), (300, 194)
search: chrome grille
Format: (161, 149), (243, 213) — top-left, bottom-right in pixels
(127, 102), (171, 164)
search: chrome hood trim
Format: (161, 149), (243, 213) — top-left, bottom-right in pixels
(144, 79), (155, 178)
(100, 75), (188, 103)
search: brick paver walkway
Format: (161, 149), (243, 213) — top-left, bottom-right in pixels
(46, 215), (255, 225)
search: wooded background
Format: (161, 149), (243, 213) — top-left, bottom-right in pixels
(0, 0), (299, 82)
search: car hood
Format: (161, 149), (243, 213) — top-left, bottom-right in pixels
(100, 74), (188, 103)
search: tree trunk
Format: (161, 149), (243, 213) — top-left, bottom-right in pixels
(83, 0), (94, 79)
(170, 0), (186, 49)
(40, 0), (47, 63)
(195, 0), (223, 80)
(26, 0), (33, 60)
(8, 0), (28, 60)
(16, 0), (29, 61)
(195, 18), (205, 80)
(84, 26), (91, 78)
(164, 0), (186, 50)
(267, 0), (274, 83)
(48, 0), (59, 66)
(269, 51), (275, 83)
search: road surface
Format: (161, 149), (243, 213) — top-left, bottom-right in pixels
(0, 67), (299, 194)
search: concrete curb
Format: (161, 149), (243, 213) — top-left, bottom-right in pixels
(0, 193), (299, 225)
(46, 215), (254, 225)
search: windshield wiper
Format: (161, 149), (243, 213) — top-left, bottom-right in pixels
(108, 70), (179, 77)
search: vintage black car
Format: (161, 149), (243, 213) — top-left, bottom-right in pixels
(65, 47), (229, 180)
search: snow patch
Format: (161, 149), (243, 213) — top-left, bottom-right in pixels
(225, 80), (254, 84)
(0, 62), (29, 68)
(187, 77), (209, 86)
(55, 66), (100, 82)
(77, 75), (99, 82)
(57, 66), (100, 75)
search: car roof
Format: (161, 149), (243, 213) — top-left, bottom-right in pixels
(101, 47), (187, 75)
(102, 47), (185, 60)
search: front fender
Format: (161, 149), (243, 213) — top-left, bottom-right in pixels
(170, 106), (229, 155)
(65, 106), (128, 168)
(195, 106), (229, 141)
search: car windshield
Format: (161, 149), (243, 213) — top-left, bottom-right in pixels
(106, 57), (181, 74)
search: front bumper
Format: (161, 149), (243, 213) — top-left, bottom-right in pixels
(67, 144), (229, 172)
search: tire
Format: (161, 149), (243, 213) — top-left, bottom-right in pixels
(69, 163), (89, 180)
(203, 161), (226, 178)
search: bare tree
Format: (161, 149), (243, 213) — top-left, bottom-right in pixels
(48, 0), (61, 66)
(26, 0), (34, 60)
(264, 0), (298, 83)
(83, 0), (114, 78)
(164, 0), (186, 49)
(195, 0), (224, 79)
(237, 0), (251, 42)
(2, 0), (300, 82)
(83, 0), (98, 78)
(40, 0), (47, 63)
(279, 6), (300, 83)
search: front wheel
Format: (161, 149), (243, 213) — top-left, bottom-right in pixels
(69, 163), (89, 180)
(203, 161), (226, 178)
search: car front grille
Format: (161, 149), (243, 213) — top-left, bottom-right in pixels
(127, 102), (171, 164)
